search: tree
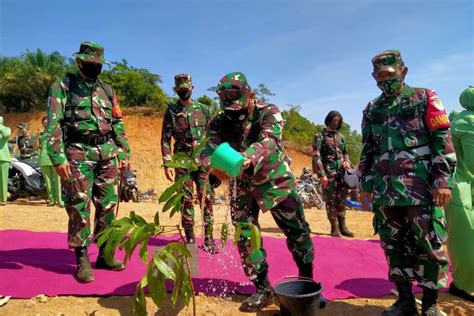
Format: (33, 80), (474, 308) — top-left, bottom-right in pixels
(197, 95), (220, 117)
(254, 83), (275, 102)
(100, 60), (168, 111)
(0, 49), (73, 112)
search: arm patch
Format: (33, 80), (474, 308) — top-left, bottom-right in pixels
(425, 89), (450, 130)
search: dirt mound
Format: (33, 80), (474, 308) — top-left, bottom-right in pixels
(2, 111), (313, 192)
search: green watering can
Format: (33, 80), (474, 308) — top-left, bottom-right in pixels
(210, 142), (245, 178)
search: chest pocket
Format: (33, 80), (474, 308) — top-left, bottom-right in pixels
(398, 103), (430, 148)
(66, 85), (91, 122)
(95, 88), (113, 123)
(172, 113), (189, 136)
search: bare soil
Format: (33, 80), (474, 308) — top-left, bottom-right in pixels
(0, 112), (471, 315)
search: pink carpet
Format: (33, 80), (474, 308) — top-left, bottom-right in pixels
(1, 229), (403, 300)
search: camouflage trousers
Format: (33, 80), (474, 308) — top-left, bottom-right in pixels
(323, 176), (348, 220)
(175, 167), (214, 229)
(231, 181), (314, 283)
(62, 158), (118, 248)
(373, 204), (448, 289)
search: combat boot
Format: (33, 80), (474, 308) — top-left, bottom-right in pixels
(338, 215), (355, 237)
(201, 226), (219, 254)
(239, 275), (274, 312)
(422, 288), (442, 316)
(184, 226), (195, 244)
(329, 219), (341, 237)
(95, 244), (125, 271)
(382, 282), (418, 316)
(297, 261), (313, 279)
(74, 247), (94, 283)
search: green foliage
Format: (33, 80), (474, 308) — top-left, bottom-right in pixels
(282, 105), (362, 165)
(197, 94), (220, 117)
(100, 60), (168, 111)
(254, 83), (275, 102)
(0, 49), (73, 112)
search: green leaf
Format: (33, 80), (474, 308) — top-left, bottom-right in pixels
(220, 223), (228, 248)
(112, 216), (133, 228)
(171, 263), (185, 306)
(153, 257), (176, 281)
(138, 236), (150, 264)
(234, 222), (242, 246)
(159, 176), (185, 203)
(167, 242), (192, 257)
(153, 211), (160, 226)
(130, 211), (147, 226)
(133, 279), (148, 316)
(163, 192), (184, 214)
(147, 260), (166, 308)
(250, 223), (262, 252)
(169, 196), (184, 218)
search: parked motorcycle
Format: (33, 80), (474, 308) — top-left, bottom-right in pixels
(8, 157), (47, 201)
(119, 169), (139, 203)
(296, 168), (324, 209)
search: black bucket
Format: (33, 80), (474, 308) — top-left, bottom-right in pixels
(275, 279), (323, 316)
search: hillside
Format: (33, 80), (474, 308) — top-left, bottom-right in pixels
(2, 111), (312, 192)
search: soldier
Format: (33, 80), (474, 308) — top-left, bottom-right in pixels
(161, 74), (218, 254)
(14, 123), (35, 159)
(358, 50), (455, 316)
(45, 42), (130, 283)
(312, 111), (354, 237)
(201, 72), (316, 312)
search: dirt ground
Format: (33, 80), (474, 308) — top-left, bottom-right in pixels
(1, 201), (472, 316)
(0, 112), (472, 315)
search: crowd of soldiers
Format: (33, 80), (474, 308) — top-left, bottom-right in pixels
(1, 41), (472, 315)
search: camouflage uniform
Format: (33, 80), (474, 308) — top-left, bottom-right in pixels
(46, 42), (130, 249)
(358, 51), (455, 295)
(201, 73), (314, 303)
(312, 127), (349, 220)
(15, 123), (35, 159)
(160, 75), (214, 232)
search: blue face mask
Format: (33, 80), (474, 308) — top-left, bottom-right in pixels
(377, 76), (404, 96)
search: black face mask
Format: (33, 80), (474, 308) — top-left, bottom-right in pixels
(177, 89), (192, 101)
(79, 62), (102, 80)
(224, 108), (248, 122)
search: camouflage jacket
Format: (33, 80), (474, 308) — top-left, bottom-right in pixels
(46, 72), (130, 165)
(358, 84), (456, 206)
(161, 100), (211, 165)
(201, 102), (294, 212)
(312, 128), (349, 178)
(16, 135), (35, 158)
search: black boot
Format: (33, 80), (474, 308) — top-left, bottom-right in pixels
(201, 226), (219, 254)
(338, 216), (355, 237)
(297, 261), (313, 279)
(95, 245), (125, 271)
(422, 288), (442, 316)
(74, 247), (94, 283)
(382, 282), (418, 316)
(239, 275), (274, 312)
(184, 226), (195, 244)
(329, 219), (341, 237)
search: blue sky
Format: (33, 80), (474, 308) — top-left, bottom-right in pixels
(1, 0), (473, 131)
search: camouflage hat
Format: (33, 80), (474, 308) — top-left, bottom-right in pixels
(174, 74), (192, 89)
(73, 41), (108, 64)
(372, 50), (404, 73)
(17, 123), (28, 129)
(216, 72), (252, 110)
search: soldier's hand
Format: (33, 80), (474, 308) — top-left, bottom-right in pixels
(210, 168), (229, 182)
(320, 176), (329, 188)
(55, 162), (72, 182)
(432, 188), (451, 207)
(359, 191), (373, 211)
(342, 161), (351, 170)
(242, 158), (252, 170)
(119, 159), (130, 171)
(164, 167), (174, 182)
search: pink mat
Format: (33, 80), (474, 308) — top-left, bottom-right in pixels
(0, 230), (399, 300)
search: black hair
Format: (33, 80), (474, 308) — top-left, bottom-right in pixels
(324, 110), (343, 130)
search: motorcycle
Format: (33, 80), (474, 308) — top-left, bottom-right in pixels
(295, 169), (325, 209)
(8, 157), (48, 201)
(119, 169), (139, 203)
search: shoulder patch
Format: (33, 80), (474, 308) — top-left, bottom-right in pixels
(425, 89), (449, 130)
(112, 94), (123, 118)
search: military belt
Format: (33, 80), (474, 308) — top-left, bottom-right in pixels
(68, 132), (112, 145)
